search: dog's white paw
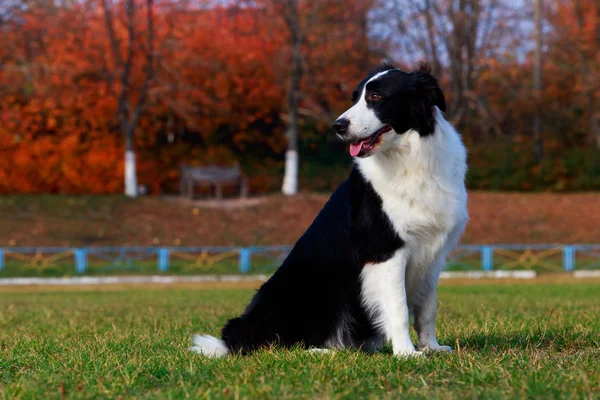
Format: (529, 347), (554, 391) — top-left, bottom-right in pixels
(394, 349), (424, 358)
(307, 348), (333, 354)
(419, 344), (453, 353)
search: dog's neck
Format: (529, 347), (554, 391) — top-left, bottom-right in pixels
(356, 108), (467, 195)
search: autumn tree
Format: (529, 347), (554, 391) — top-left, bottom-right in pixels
(533, 0), (543, 162)
(572, 0), (600, 148)
(544, 0), (599, 148)
(263, 0), (320, 196)
(1, 0), (598, 195)
(101, 0), (155, 197)
(263, 0), (375, 195)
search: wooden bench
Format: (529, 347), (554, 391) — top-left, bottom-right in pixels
(180, 164), (248, 200)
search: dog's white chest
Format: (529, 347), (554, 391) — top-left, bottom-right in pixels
(356, 127), (468, 265)
(380, 172), (465, 242)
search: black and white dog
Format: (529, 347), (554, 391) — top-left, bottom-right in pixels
(191, 63), (468, 357)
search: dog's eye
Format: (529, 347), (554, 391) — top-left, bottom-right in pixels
(369, 93), (382, 101)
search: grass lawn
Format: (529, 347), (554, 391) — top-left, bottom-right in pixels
(1, 281), (599, 399)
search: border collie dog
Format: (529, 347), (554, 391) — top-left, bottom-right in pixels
(191, 63), (468, 357)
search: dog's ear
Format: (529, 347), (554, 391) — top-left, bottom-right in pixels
(433, 87), (446, 112)
(412, 62), (445, 112)
(410, 62), (445, 135)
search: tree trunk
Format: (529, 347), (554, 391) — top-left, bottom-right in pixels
(595, 2), (600, 148)
(281, 142), (298, 195)
(281, 1), (302, 196)
(533, 0), (543, 162)
(124, 131), (138, 197)
(102, 0), (153, 198)
(593, 113), (600, 150)
(574, 0), (600, 149)
(422, 0), (442, 76)
(281, 45), (301, 195)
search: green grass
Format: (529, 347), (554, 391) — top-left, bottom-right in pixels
(1, 282), (599, 399)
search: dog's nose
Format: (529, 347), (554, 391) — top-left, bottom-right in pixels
(332, 118), (350, 135)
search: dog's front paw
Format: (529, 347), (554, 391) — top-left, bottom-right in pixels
(418, 344), (453, 353)
(393, 348), (424, 358)
(307, 348), (333, 354)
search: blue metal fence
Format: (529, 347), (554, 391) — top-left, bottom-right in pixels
(0, 245), (599, 274)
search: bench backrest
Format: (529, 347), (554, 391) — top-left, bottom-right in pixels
(181, 165), (241, 182)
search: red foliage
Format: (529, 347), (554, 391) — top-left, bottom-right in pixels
(0, 0), (372, 193)
(0, 0), (598, 193)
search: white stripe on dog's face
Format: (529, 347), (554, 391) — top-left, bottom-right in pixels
(336, 70), (391, 139)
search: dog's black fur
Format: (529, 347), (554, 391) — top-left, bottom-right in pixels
(350, 63), (445, 138)
(222, 168), (402, 353)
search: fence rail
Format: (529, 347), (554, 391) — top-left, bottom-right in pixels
(0, 245), (599, 275)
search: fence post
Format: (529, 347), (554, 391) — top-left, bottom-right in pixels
(563, 246), (575, 271)
(481, 246), (493, 271)
(74, 249), (88, 274)
(158, 248), (170, 272)
(0, 249), (4, 271)
(239, 248), (251, 273)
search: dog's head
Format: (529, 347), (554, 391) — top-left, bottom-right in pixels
(333, 62), (445, 158)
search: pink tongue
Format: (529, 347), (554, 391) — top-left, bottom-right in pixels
(349, 142), (363, 157)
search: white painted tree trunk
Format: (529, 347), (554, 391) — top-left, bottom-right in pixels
(124, 150), (138, 198)
(281, 149), (298, 196)
(281, 0), (302, 196)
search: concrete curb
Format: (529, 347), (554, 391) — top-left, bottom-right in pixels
(0, 274), (271, 286)
(0, 271), (545, 286)
(440, 270), (537, 279)
(573, 270), (600, 278)
(6, 270), (600, 285)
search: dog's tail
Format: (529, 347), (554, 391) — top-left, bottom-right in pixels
(189, 334), (229, 358)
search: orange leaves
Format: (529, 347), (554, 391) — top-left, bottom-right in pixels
(0, 0), (372, 194)
(11, 0), (598, 194)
